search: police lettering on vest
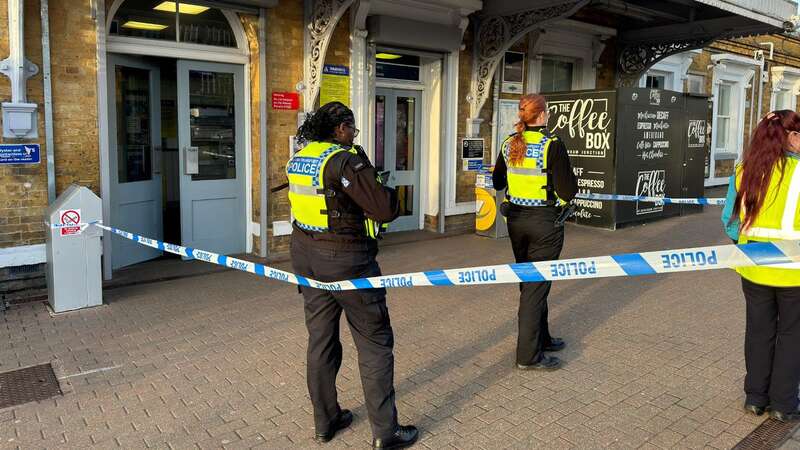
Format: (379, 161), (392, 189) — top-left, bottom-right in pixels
(502, 131), (566, 207)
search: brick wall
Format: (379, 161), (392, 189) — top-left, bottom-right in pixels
(0, 0), (97, 250)
(265, 0), (305, 254)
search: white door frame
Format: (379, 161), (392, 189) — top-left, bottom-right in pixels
(98, 2), (252, 279)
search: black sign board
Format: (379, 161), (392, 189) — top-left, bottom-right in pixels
(462, 138), (484, 159)
(545, 90), (617, 229)
(614, 88), (686, 224)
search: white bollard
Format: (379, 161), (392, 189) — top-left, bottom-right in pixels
(44, 185), (102, 313)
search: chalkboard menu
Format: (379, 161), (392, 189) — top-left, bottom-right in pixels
(546, 90), (617, 228)
(614, 88), (684, 224)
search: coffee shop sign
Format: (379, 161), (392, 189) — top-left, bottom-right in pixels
(548, 99), (611, 157)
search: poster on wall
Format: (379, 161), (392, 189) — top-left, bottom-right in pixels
(496, 99), (519, 157)
(462, 138), (484, 171)
(320, 64), (350, 107)
(501, 52), (525, 94)
(545, 91), (616, 228)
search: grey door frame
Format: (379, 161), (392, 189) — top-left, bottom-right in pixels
(375, 87), (422, 232)
(176, 59), (247, 255)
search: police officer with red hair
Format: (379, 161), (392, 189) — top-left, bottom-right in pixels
(493, 94), (578, 371)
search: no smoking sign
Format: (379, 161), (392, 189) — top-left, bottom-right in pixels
(59, 209), (82, 236)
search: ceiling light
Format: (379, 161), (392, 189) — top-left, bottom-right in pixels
(154, 1), (210, 15)
(122, 21), (168, 31)
(376, 53), (403, 60)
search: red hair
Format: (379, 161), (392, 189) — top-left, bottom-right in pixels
(734, 110), (800, 231)
(508, 94), (547, 166)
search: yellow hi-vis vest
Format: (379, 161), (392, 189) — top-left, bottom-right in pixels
(736, 156), (800, 287)
(287, 142), (356, 233)
(502, 130), (564, 206)
(286, 141), (386, 238)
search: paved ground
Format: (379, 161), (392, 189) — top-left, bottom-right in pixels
(2, 203), (800, 449)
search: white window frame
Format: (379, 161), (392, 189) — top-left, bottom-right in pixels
(526, 20), (616, 94)
(770, 66), (800, 112)
(638, 50), (700, 92)
(707, 53), (759, 187)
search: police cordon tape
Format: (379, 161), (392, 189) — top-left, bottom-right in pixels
(78, 222), (800, 291)
(573, 192), (726, 205)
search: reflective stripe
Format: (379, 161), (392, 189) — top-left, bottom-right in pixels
(781, 164), (800, 233)
(289, 184), (322, 196)
(507, 167), (545, 176)
(742, 226), (800, 240)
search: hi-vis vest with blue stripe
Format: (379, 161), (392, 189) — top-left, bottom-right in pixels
(286, 142), (357, 233)
(735, 157), (800, 287)
(502, 130), (564, 206)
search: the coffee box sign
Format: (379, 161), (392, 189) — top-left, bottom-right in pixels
(546, 91), (617, 228)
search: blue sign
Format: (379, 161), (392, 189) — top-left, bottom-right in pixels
(465, 159), (483, 171)
(323, 64), (349, 76)
(0, 144), (40, 165)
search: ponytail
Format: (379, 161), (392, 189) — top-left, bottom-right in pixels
(507, 94), (547, 166)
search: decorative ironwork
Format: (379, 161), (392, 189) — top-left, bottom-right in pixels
(304, 0), (355, 110)
(469, 1), (589, 120)
(617, 38), (710, 86)
(617, 26), (778, 87)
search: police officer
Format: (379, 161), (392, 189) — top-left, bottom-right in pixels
(722, 110), (800, 422)
(492, 94), (578, 371)
(287, 102), (419, 448)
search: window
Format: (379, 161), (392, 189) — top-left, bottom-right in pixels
(715, 83), (733, 151)
(645, 74), (666, 89)
(375, 53), (420, 81)
(110, 0), (236, 48)
(687, 74), (706, 95)
(774, 89), (794, 110)
(539, 57), (574, 93)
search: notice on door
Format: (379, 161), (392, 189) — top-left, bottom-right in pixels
(320, 65), (350, 107)
(59, 209), (82, 236)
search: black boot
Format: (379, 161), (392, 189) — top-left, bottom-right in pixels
(770, 409), (800, 422)
(314, 409), (353, 443)
(516, 355), (562, 371)
(372, 425), (419, 449)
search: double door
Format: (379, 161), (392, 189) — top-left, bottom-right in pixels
(108, 56), (245, 270)
(374, 88), (421, 232)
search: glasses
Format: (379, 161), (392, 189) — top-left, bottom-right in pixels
(345, 123), (360, 138)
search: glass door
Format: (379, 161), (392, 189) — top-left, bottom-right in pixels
(108, 54), (163, 269)
(375, 88), (421, 231)
(177, 60), (246, 255)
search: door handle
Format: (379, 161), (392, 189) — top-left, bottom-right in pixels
(184, 146), (199, 175)
(153, 145), (162, 175)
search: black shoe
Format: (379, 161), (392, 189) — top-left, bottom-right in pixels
(544, 337), (566, 352)
(743, 403), (767, 416)
(516, 355), (562, 371)
(770, 409), (800, 422)
(314, 409), (353, 443)
(372, 425), (419, 449)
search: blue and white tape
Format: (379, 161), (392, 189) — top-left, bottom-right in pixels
(90, 223), (800, 291)
(574, 192), (726, 206)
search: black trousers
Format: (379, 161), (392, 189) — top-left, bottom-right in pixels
(741, 277), (800, 413)
(290, 233), (398, 439)
(506, 206), (564, 365)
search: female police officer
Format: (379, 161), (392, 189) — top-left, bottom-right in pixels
(722, 110), (800, 422)
(492, 94), (577, 371)
(287, 102), (418, 448)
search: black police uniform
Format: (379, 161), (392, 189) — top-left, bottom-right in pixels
(290, 144), (401, 440)
(492, 126), (578, 366)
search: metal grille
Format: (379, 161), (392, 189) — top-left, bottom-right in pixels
(7, 264), (41, 276)
(0, 363), (62, 409)
(734, 418), (800, 450)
